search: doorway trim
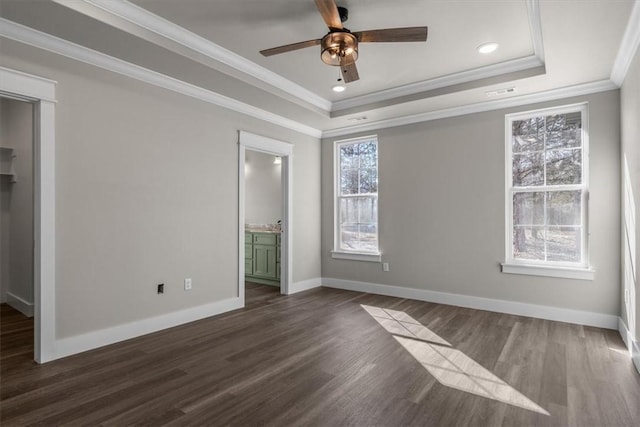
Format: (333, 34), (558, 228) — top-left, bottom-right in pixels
(0, 66), (56, 363)
(238, 131), (293, 300)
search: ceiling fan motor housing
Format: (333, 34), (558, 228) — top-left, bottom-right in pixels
(321, 31), (358, 65)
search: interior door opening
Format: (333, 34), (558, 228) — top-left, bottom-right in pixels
(0, 96), (35, 360)
(238, 131), (293, 305)
(243, 149), (283, 301)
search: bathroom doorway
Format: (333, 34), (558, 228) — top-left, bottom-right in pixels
(238, 131), (292, 304)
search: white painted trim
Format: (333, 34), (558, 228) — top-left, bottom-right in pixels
(618, 317), (640, 375)
(290, 277), (322, 294)
(331, 251), (382, 263)
(322, 278), (619, 329)
(611, 0), (640, 86)
(54, 297), (243, 360)
(322, 80), (617, 138)
(52, 0), (331, 112)
(0, 66), (56, 102)
(501, 263), (595, 281)
(526, 0), (545, 63)
(238, 131), (293, 297)
(333, 56), (543, 112)
(332, 0), (545, 111)
(54, 0), (546, 116)
(0, 66), (57, 364)
(0, 18), (322, 138)
(6, 292), (34, 317)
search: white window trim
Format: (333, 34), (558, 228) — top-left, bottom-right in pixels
(333, 135), (381, 262)
(503, 102), (593, 280)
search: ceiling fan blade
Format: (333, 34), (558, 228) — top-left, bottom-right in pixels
(314, 0), (343, 30)
(354, 26), (428, 43)
(260, 39), (321, 57)
(340, 55), (359, 83)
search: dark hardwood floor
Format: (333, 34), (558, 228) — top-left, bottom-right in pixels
(1, 283), (639, 426)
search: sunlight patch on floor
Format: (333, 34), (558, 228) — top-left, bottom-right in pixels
(361, 304), (549, 415)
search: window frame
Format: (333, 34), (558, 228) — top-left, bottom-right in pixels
(332, 135), (381, 262)
(502, 103), (594, 280)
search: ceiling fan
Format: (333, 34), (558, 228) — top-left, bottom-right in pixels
(260, 0), (428, 84)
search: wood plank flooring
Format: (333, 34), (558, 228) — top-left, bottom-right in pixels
(1, 283), (639, 426)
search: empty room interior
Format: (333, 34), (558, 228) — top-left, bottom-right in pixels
(1, 0), (639, 425)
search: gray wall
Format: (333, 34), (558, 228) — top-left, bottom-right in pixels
(245, 150), (282, 225)
(322, 91), (621, 316)
(1, 40), (321, 339)
(0, 98), (34, 309)
(620, 46), (640, 340)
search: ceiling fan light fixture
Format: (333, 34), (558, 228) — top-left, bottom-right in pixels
(321, 32), (358, 66)
(477, 42), (499, 54)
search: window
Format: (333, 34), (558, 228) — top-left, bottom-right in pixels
(333, 136), (380, 261)
(503, 104), (593, 279)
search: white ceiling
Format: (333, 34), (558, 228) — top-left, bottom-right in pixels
(1, 0), (638, 136)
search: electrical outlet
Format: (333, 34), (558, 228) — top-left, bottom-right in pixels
(184, 278), (192, 291)
(157, 283), (164, 294)
(383, 262), (390, 272)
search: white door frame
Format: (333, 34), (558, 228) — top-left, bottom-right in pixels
(238, 131), (293, 300)
(0, 66), (56, 363)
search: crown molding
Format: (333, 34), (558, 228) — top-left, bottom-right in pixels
(0, 18), (322, 138)
(322, 79), (617, 138)
(52, 0), (332, 112)
(333, 0), (546, 112)
(611, 0), (640, 86)
(56, 0), (547, 116)
(526, 0), (545, 63)
(331, 56), (543, 112)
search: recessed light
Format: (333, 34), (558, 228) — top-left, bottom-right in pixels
(332, 84), (346, 93)
(477, 42), (499, 54)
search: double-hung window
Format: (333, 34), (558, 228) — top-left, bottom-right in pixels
(503, 103), (593, 279)
(333, 136), (380, 262)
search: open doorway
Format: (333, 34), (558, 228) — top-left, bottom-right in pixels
(1, 67), (56, 364)
(238, 131), (293, 306)
(1, 96), (35, 363)
(243, 149), (282, 303)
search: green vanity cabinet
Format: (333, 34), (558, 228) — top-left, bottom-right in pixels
(245, 231), (281, 286)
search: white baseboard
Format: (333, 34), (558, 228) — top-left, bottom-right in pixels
(6, 292), (34, 317)
(289, 277), (322, 294)
(322, 278), (619, 330)
(54, 296), (243, 360)
(618, 318), (640, 375)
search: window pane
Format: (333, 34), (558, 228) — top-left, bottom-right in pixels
(546, 149), (581, 185)
(340, 144), (359, 169)
(358, 224), (378, 252)
(512, 117), (544, 152)
(358, 196), (378, 224)
(545, 113), (581, 149)
(340, 198), (358, 225)
(547, 191), (581, 226)
(513, 226), (545, 261)
(359, 142), (377, 168)
(359, 168), (377, 194)
(546, 226), (581, 262)
(340, 169), (358, 195)
(513, 192), (544, 225)
(336, 137), (379, 254)
(513, 153), (544, 186)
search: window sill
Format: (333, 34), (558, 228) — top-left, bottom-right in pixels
(501, 263), (595, 280)
(331, 251), (382, 262)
